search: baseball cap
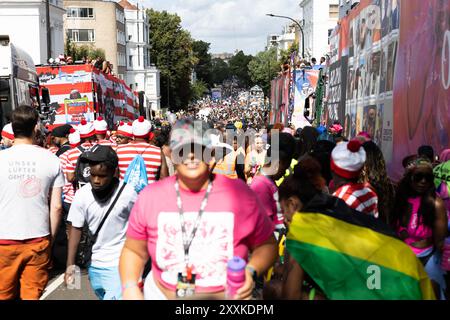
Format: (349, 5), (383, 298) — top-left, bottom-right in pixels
(170, 119), (212, 152)
(170, 119), (213, 164)
(79, 145), (118, 169)
(52, 124), (73, 138)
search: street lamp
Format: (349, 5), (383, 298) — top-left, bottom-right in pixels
(266, 13), (305, 60)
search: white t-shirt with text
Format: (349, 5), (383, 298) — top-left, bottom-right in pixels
(0, 144), (65, 240)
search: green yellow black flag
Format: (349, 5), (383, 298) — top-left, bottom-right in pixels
(286, 193), (436, 300)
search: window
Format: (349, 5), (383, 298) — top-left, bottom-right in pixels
(67, 29), (95, 42)
(67, 7), (94, 18)
(116, 9), (125, 24)
(117, 30), (126, 45)
(129, 55), (133, 67)
(117, 53), (126, 67)
(329, 4), (339, 19)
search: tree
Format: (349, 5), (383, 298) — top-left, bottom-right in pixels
(191, 80), (209, 101)
(147, 9), (197, 111)
(210, 58), (231, 87)
(278, 42), (299, 65)
(248, 48), (279, 97)
(192, 40), (213, 88)
(228, 51), (254, 88)
(64, 36), (105, 61)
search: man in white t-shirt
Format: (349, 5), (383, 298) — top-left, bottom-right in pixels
(0, 105), (65, 300)
(65, 145), (138, 300)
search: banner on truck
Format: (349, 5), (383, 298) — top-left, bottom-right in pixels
(37, 64), (139, 128)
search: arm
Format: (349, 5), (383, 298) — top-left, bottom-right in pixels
(244, 153), (252, 180)
(235, 153), (246, 181)
(236, 235), (278, 300)
(49, 187), (63, 243)
(282, 255), (304, 300)
(157, 150), (169, 180)
(119, 238), (149, 300)
(433, 197), (448, 253)
(67, 172), (75, 183)
(64, 225), (82, 286)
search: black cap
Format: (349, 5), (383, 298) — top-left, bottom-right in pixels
(80, 145), (118, 168)
(52, 124), (73, 138)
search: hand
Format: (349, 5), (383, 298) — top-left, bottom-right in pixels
(64, 265), (75, 287)
(235, 269), (255, 300)
(122, 286), (145, 300)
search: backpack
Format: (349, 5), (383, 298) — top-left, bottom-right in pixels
(123, 154), (148, 194)
(74, 145), (94, 190)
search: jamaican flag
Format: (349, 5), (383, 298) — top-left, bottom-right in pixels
(286, 193), (436, 300)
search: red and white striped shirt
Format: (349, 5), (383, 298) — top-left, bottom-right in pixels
(116, 142), (162, 184)
(59, 150), (75, 204)
(97, 139), (117, 151)
(48, 146), (58, 154)
(333, 182), (379, 218)
(64, 141), (98, 174)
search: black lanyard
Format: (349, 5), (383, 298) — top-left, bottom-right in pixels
(174, 178), (213, 267)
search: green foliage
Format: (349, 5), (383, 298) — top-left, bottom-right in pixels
(147, 9), (197, 111)
(192, 40), (213, 88)
(210, 58), (231, 87)
(64, 36), (105, 61)
(278, 42), (299, 65)
(191, 80), (209, 101)
(228, 50), (254, 88)
(248, 48), (279, 96)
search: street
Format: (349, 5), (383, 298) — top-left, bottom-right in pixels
(41, 269), (97, 300)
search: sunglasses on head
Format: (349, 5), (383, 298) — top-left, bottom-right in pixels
(411, 172), (434, 183)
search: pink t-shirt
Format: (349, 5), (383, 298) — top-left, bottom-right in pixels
(127, 174), (274, 294)
(250, 175), (284, 227)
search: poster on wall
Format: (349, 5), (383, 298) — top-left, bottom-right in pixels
(392, 0), (450, 179)
(292, 69), (320, 129)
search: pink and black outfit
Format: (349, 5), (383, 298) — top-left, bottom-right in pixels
(397, 197), (446, 299)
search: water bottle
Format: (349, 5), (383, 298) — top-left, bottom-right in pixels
(441, 238), (450, 271)
(226, 256), (246, 299)
(67, 265), (81, 290)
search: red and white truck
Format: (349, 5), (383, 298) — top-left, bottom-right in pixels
(36, 64), (140, 129)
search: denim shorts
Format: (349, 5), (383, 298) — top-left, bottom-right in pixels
(88, 265), (122, 300)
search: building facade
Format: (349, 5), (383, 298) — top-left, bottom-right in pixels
(118, 0), (160, 113)
(63, 0), (126, 77)
(299, 0), (339, 60)
(0, 0), (65, 65)
(266, 24), (297, 60)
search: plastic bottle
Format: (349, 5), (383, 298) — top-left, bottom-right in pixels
(67, 265), (81, 290)
(226, 256), (246, 299)
(441, 238), (450, 271)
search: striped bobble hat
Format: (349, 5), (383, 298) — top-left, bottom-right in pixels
(1, 123), (14, 140)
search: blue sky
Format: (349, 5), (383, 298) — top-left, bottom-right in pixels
(140, 0), (301, 55)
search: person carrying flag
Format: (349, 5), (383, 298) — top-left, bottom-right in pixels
(278, 156), (436, 300)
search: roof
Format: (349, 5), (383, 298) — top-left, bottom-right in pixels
(118, 0), (137, 10)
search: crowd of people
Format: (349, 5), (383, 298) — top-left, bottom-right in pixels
(0, 101), (449, 301)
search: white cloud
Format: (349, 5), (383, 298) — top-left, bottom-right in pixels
(141, 0), (301, 55)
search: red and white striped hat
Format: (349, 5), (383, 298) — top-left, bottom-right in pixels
(132, 116), (152, 138)
(68, 128), (81, 148)
(116, 121), (133, 138)
(331, 140), (367, 179)
(94, 116), (108, 135)
(1, 123), (14, 140)
(78, 119), (95, 139)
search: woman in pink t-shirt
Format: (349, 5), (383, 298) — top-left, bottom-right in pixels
(119, 119), (277, 300)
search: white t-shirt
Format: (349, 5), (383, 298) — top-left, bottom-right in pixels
(0, 144), (65, 240)
(68, 182), (138, 268)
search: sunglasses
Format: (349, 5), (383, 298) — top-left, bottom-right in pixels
(411, 173), (434, 183)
